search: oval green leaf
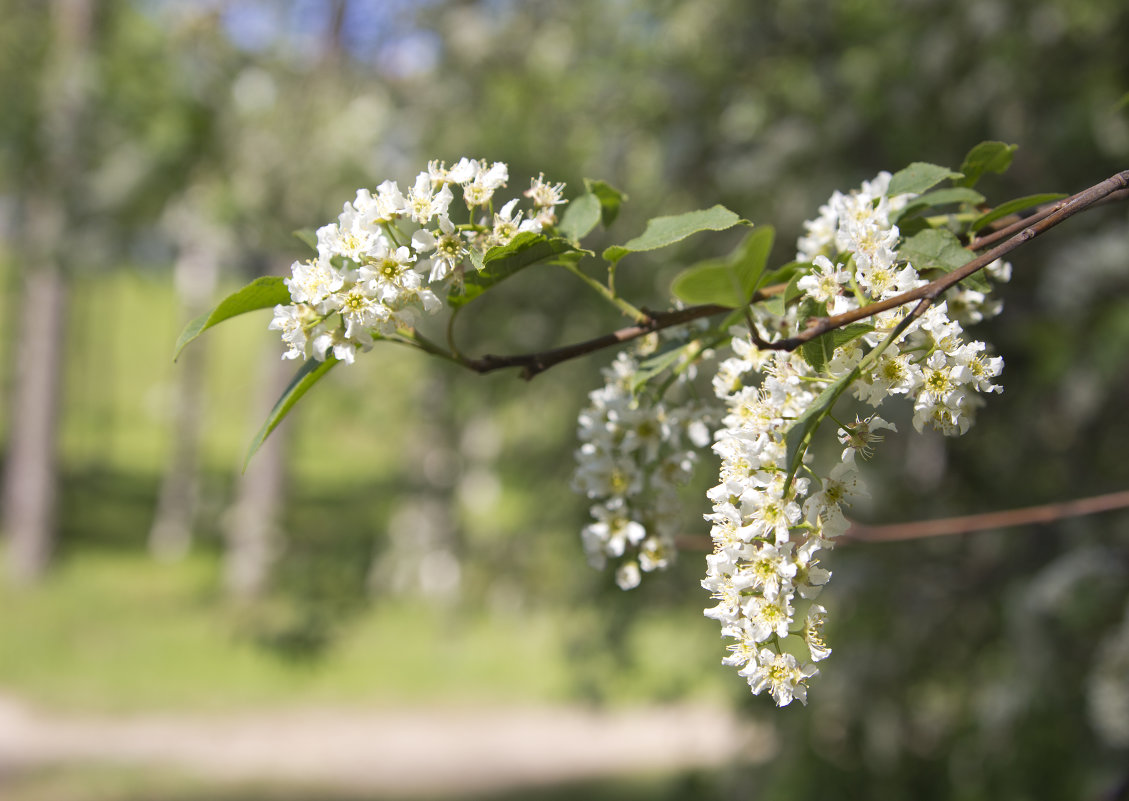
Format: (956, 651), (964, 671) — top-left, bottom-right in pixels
(957, 141), (1017, 188)
(670, 226), (773, 307)
(602, 205), (748, 265)
(558, 192), (601, 241)
(585, 179), (627, 227)
(888, 162), (965, 197)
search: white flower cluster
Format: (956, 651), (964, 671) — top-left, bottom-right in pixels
(270, 159), (567, 363)
(703, 172), (1009, 705)
(572, 346), (713, 590)
(797, 171), (1007, 436)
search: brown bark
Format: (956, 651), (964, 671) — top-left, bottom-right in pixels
(2, 0), (94, 584)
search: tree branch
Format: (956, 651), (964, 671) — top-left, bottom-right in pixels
(673, 488), (1129, 550)
(461, 284), (786, 380)
(459, 170), (1129, 379)
(843, 488), (1129, 543)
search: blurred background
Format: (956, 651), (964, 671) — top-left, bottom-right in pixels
(1, 0), (1128, 799)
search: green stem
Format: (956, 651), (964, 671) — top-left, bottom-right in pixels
(559, 261), (648, 322)
(395, 328), (467, 369)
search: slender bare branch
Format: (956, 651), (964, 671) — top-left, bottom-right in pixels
(674, 488), (1129, 551)
(844, 488), (1129, 543)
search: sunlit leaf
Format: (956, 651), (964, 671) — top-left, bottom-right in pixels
(558, 192), (601, 241)
(888, 162), (964, 197)
(174, 276), (290, 361)
(670, 226), (773, 307)
(603, 205), (748, 265)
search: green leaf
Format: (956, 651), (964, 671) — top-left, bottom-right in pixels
(900, 229), (991, 291)
(602, 205), (748, 265)
(670, 226), (773, 307)
(764, 269), (807, 317)
(970, 193), (1067, 232)
(888, 162), (965, 197)
(293, 228), (318, 251)
(956, 141), (1017, 188)
(174, 276), (291, 361)
(800, 323), (874, 373)
(449, 233), (583, 308)
(669, 259), (737, 307)
(585, 179), (626, 227)
(558, 192), (601, 241)
(891, 187), (986, 223)
(245, 357), (339, 470)
(784, 366), (861, 490)
(899, 229), (974, 272)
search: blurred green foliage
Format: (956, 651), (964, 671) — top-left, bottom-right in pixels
(1, 0), (1128, 798)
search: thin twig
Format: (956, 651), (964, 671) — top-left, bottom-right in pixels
(843, 488), (1129, 543)
(673, 488), (1129, 551)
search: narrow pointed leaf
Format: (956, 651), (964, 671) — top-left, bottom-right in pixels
(175, 276), (291, 361)
(970, 193), (1067, 232)
(631, 343), (692, 391)
(784, 366), (861, 490)
(245, 356), (338, 470)
(603, 205), (748, 265)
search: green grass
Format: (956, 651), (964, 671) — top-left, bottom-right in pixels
(0, 548), (733, 714)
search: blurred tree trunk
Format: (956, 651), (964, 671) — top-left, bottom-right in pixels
(148, 230), (219, 561)
(224, 347), (293, 599)
(2, 0), (94, 584)
(3, 259), (67, 582)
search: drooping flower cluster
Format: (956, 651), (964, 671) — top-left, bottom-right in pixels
(571, 342), (714, 590)
(701, 172), (1009, 705)
(270, 159), (567, 364)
